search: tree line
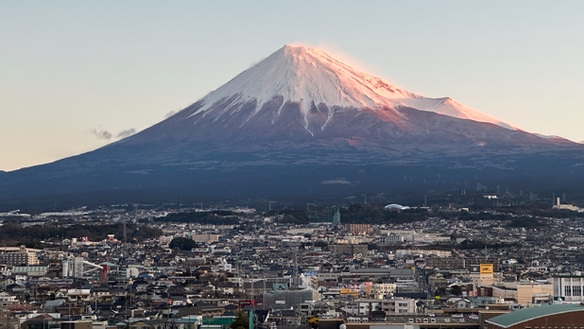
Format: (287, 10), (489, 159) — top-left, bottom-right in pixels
(0, 221), (161, 247)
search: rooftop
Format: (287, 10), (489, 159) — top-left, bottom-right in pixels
(486, 304), (584, 328)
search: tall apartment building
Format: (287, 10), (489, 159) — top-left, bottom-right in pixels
(348, 224), (372, 235)
(331, 244), (368, 256)
(0, 245), (39, 265)
(425, 257), (465, 270)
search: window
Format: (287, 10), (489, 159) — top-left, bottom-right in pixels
(565, 286), (572, 296)
(573, 285), (582, 296)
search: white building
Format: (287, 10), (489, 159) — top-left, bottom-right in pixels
(372, 283), (396, 298)
(215, 258), (232, 272)
(382, 297), (416, 314)
(553, 275), (584, 302)
(0, 292), (16, 308)
(341, 297), (416, 316)
(341, 299), (382, 316)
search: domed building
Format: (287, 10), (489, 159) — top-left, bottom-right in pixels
(384, 204), (410, 211)
(485, 304), (584, 329)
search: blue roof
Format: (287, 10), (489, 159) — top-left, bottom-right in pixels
(486, 304), (584, 328)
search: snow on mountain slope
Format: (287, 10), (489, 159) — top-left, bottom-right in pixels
(190, 44), (515, 131)
(399, 97), (515, 130)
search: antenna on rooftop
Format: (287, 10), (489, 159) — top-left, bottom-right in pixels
(293, 249), (299, 288)
(133, 203), (138, 224)
(123, 222), (127, 244)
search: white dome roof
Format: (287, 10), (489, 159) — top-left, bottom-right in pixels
(384, 203), (410, 210)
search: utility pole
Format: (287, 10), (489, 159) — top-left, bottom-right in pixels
(268, 201), (276, 211)
(123, 222), (127, 244)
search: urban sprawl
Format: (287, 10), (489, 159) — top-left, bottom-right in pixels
(2, 201), (584, 329)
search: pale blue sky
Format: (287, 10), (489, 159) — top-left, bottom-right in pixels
(1, 1), (583, 171)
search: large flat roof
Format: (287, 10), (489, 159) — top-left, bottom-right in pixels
(486, 304), (584, 328)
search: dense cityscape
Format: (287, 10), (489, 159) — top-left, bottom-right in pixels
(3, 196), (584, 329)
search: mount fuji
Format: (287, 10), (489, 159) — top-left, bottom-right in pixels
(2, 45), (583, 208)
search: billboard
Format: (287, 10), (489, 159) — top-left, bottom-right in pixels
(480, 264), (494, 274)
(340, 289), (359, 297)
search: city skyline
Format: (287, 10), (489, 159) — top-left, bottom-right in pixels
(2, 1), (583, 171)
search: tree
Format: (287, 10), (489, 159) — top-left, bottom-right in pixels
(169, 237), (197, 251)
(450, 285), (462, 296)
(230, 311), (249, 329)
(434, 287), (447, 297)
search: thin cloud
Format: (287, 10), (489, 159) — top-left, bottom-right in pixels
(116, 128), (136, 138)
(87, 128), (113, 140)
(88, 127), (136, 140)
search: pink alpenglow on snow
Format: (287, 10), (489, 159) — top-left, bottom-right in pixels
(191, 44), (516, 132)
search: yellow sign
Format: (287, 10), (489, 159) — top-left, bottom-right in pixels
(480, 264), (493, 274)
(340, 289), (359, 297)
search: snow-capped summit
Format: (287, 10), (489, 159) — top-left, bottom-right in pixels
(190, 44), (514, 132)
(195, 44), (413, 115)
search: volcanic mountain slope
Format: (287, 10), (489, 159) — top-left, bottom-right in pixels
(1, 45), (583, 208)
(125, 45), (522, 146)
(117, 45), (564, 151)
